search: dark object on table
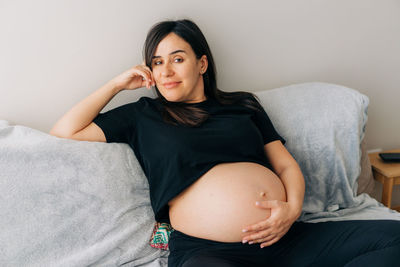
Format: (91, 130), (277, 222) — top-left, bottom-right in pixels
(379, 153), (400, 162)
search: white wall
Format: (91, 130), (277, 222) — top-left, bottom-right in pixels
(1, 0), (400, 151)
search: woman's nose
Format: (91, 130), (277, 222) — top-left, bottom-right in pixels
(161, 62), (174, 77)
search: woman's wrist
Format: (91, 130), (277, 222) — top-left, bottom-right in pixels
(105, 80), (123, 95)
(288, 201), (303, 220)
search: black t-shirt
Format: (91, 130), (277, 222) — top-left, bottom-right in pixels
(93, 95), (285, 223)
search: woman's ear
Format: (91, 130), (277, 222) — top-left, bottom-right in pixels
(199, 55), (208, 74)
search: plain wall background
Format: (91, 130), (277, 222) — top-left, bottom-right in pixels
(1, 0), (399, 152)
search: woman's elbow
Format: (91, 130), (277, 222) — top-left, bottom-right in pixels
(49, 128), (74, 139)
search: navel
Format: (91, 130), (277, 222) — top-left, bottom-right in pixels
(259, 191), (266, 197)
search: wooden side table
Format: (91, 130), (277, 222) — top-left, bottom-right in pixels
(368, 149), (400, 211)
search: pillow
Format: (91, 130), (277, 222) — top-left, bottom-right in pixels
(254, 82), (370, 217)
(0, 121), (168, 266)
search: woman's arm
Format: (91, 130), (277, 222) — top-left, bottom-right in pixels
(49, 64), (155, 141)
(265, 140), (305, 218)
(49, 81), (120, 142)
(242, 140), (305, 248)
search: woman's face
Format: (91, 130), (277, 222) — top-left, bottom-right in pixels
(151, 33), (208, 103)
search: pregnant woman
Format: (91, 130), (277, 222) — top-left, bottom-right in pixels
(50, 19), (400, 267)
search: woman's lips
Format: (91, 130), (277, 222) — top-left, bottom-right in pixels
(163, 82), (181, 89)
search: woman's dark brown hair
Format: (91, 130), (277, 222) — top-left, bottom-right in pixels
(143, 19), (263, 127)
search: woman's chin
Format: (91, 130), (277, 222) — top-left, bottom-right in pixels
(161, 93), (184, 103)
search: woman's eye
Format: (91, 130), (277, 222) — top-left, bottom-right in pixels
(154, 61), (162, 65)
(174, 58), (183, 63)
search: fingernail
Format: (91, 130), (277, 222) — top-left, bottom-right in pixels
(255, 201), (260, 205)
(248, 241), (254, 244)
(242, 229), (247, 232)
(242, 240), (248, 244)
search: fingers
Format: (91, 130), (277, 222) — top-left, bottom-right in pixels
(240, 200), (294, 248)
(251, 234), (276, 246)
(260, 236), (281, 248)
(139, 64), (154, 84)
(243, 226), (289, 248)
(242, 200), (286, 233)
(134, 65), (154, 89)
(137, 67), (152, 88)
(113, 63), (156, 91)
(242, 230), (282, 248)
(242, 219), (271, 233)
(241, 200), (277, 233)
(242, 228), (272, 243)
(259, 229), (290, 247)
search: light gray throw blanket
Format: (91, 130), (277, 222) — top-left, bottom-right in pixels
(254, 82), (400, 222)
(1, 82), (399, 267)
(0, 120), (168, 267)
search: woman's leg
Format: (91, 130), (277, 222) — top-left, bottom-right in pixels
(169, 220), (400, 267)
(181, 252), (242, 267)
(344, 244), (400, 267)
(285, 220), (400, 267)
(168, 230), (273, 267)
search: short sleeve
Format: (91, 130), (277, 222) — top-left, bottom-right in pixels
(93, 103), (136, 144)
(251, 99), (286, 145)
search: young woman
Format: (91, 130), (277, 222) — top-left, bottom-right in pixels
(50, 19), (400, 267)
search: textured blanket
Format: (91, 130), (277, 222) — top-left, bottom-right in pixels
(0, 120), (168, 267)
(254, 82), (400, 222)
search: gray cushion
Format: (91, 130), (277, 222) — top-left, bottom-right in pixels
(254, 82), (370, 215)
(0, 121), (168, 266)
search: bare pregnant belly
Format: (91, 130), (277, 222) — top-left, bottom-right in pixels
(168, 162), (287, 242)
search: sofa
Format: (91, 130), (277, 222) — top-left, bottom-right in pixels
(1, 82), (400, 266)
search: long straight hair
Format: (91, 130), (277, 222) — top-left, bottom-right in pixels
(143, 19), (263, 127)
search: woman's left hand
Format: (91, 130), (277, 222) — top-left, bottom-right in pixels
(241, 200), (300, 248)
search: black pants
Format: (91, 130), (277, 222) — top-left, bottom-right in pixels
(168, 220), (400, 267)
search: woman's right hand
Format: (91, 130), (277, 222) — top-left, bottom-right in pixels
(110, 64), (155, 92)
